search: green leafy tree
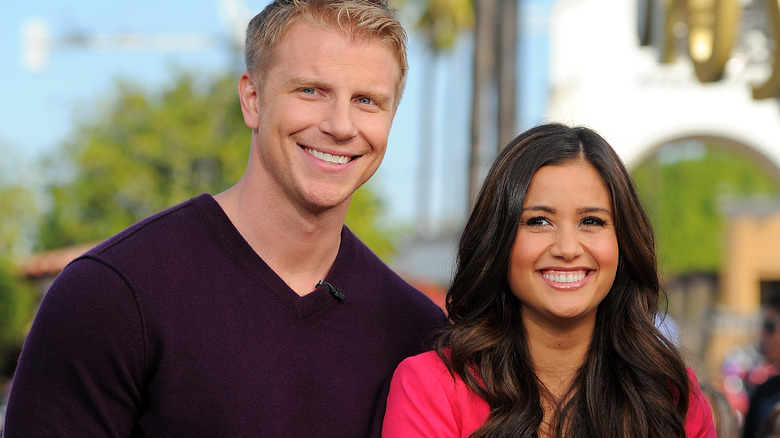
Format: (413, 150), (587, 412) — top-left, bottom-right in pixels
(37, 71), (247, 249)
(37, 69), (397, 260)
(0, 257), (35, 349)
(0, 183), (39, 261)
(0, 144), (39, 378)
(0, 142), (40, 258)
(632, 142), (780, 275)
(345, 185), (397, 258)
(0, 247), (36, 381)
(0, 204), (37, 378)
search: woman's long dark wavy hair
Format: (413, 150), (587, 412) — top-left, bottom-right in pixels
(436, 123), (691, 437)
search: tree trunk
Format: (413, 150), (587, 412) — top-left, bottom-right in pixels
(498, 0), (518, 150)
(417, 45), (436, 233)
(469, 0), (499, 206)
(469, 0), (518, 206)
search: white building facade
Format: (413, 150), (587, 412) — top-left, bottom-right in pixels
(546, 0), (780, 380)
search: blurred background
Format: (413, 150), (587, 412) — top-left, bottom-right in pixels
(2, 0), (780, 431)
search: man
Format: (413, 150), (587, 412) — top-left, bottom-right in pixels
(744, 295), (780, 438)
(4, 1), (446, 436)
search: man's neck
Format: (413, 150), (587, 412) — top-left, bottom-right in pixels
(214, 180), (347, 296)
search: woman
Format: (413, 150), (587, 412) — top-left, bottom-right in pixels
(382, 123), (715, 437)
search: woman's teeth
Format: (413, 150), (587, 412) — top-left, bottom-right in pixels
(542, 271), (587, 283)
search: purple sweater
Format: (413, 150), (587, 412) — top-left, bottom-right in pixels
(5, 194), (446, 437)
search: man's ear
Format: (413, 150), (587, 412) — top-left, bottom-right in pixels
(238, 71), (260, 130)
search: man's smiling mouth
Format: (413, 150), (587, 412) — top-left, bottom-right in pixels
(304, 147), (352, 164)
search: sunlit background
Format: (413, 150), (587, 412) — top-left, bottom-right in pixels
(2, 0), (780, 431)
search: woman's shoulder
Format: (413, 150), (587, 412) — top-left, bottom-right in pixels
(684, 367), (718, 437)
(398, 350), (447, 368)
(392, 350), (451, 386)
(385, 350), (490, 437)
(393, 348), (493, 413)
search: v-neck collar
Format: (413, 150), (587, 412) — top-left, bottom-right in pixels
(197, 194), (352, 319)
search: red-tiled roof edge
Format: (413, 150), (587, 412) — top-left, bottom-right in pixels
(21, 243), (98, 278)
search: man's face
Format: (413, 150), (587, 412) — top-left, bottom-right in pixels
(239, 22), (400, 214)
(762, 308), (780, 365)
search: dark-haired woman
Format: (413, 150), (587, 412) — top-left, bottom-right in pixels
(382, 123), (716, 437)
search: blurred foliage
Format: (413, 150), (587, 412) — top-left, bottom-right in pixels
(632, 141), (780, 275)
(0, 165), (39, 259)
(0, 257), (36, 379)
(35, 69), (397, 260)
(346, 185), (397, 258)
(0, 145), (39, 378)
(0, 258), (35, 344)
(36, 71), (248, 250)
(394, 0), (474, 50)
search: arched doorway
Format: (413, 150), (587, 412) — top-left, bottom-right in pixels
(631, 138), (780, 388)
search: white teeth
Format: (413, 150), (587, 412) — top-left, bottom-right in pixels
(305, 147), (351, 164)
(542, 271), (587, 283)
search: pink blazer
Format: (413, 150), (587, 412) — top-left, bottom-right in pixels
(382, 350), (716, 437)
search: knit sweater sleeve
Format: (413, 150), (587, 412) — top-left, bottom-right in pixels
(4, 257), (146, 437)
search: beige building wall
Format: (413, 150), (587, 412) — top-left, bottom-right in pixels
(707, 206), (780, 380)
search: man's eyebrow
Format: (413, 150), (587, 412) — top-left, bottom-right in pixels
(363, 90), (394, 109)
(287, 76), (321, 88)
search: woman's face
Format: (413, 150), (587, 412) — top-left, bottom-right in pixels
(508, 160), (619, 329)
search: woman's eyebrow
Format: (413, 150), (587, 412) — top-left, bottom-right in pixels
(578, 206), (613, 216)
(521, 205), (555, 214)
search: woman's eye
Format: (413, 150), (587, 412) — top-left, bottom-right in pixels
(582, 216), (607, 226)
(524, 217), (549, 226)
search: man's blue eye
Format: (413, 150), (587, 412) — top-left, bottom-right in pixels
(358, 97), (373, 104)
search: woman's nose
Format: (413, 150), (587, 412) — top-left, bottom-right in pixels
(550, 228), (584, 260)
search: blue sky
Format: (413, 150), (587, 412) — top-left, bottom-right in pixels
(1, 0), (551, 229)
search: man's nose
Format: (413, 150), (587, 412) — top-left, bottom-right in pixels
(320, 100), (358, 140)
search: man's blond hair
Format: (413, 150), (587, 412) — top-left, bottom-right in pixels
(244, 0), (408, 102)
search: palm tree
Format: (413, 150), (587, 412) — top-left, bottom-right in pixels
(470, 0), (518, 205)
(395, 0), (518, 216)
(395, 0), (473, 231)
